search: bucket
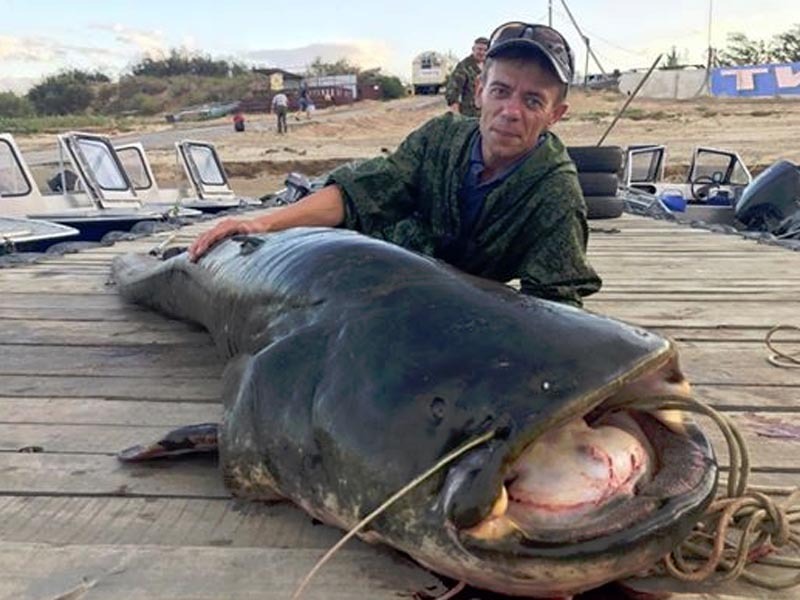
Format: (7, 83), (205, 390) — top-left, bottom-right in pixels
(661, 192), (686, 212)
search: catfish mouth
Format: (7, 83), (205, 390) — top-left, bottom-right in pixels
(451, 351), (718, 551)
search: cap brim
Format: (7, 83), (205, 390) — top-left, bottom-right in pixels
(486, 39), (571, 84)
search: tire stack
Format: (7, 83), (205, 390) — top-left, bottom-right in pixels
(567, 146), (625, 219)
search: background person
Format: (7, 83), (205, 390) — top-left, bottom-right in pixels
(445, 36), (489, 117)
(271, 92), (289, 134)
(189, 22), (600, 307)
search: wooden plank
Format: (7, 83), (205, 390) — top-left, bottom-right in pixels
(585, 300), (800, 327)
(0, 496), (341, 549)
(0, 375), (221, 401)
(0, 453), (228, 498)
(0, 344), (224, 377)
(2, 319), (210, 346)
(0, 397), (221, 426)
(0, 542), (443, 600)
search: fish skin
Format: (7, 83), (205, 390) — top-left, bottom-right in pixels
(112, 227), (716, 597)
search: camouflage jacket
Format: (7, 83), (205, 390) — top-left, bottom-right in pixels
(326, 113), (602, 307)
(445, 55), (482, 117)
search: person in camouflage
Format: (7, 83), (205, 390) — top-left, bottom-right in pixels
(445, 36), (489, 117)
(189, 21), (601, 307)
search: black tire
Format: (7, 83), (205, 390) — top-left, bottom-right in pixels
(568, 146), (624, 173)
(578, 172), (619, 196)
(585, 195), (624, 220)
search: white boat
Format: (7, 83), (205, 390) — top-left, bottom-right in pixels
(0, 216), (78, 254)
(0, 133), (174, 241)
(113, 138), (261, 214)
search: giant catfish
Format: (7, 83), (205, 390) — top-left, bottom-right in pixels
(112, 227), (717, 598)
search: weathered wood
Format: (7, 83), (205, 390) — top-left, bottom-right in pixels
(0, 397), (221, 425)
(0, 542), (443, 600)
(0, 375), (221, 401)
(1, 211), (799, 600)
(0, 453), (228, 498)
(1, 318), (210, 345)
(0, 344), (224, 377)
(0, 496), (339, 549)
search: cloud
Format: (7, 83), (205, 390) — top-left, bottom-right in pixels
(244, 40), (393, 73)
(0, 35), (68, 62)
(89, 23), (169, 59)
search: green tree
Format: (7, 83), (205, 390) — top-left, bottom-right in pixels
(0, 92), (34, 117)
(717, 32), (773, 66)
(131, 49), (246, 78)
(306, 57), (361, 77)
(27, 71), (97, 115)
(771, 24), (800, 63)
(358, 68), (405, 100)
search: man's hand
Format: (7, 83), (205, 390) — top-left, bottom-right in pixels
(188, 218), (259, 262)
(448, 102), (460, 113)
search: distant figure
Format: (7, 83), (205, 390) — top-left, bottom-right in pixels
(233, 111), (245, 132)
(299, 83), (315, 119)
(272, 92), (289, 134)
(446, 36), (490, 117)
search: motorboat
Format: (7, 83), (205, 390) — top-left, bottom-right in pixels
(0, 216), (78, 254)
(622, 145), (752, 225)
(621, 145), (800, 233)
(0, 133), (174, 241)
(113, 139), (262, 214)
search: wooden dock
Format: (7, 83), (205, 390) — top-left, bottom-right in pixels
(1, 213), (798, 599)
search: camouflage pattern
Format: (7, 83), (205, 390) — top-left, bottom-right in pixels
(445, 55), (483, 117)
(326, 112), (602, 307)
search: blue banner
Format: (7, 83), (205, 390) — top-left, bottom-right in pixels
(711, 61), (800, 97)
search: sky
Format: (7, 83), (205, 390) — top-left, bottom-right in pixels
(0, 0), (797, 93)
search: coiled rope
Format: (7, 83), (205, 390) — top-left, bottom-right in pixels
(765, 324), (800, 369)
(631, 395), (800, 590)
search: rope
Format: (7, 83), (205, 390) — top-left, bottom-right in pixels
(765, 325), (800, 368)
(629, 395), (800, 590)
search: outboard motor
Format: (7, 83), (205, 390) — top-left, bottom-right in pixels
(735, 160), (800, 231)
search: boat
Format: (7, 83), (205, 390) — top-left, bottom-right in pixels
(0, 216), (78, 254)
(56, 132), (204, 222)
(622, 145), (752, 225)
(113, 138), (262, 214)
(0, 133), (174, 242)
(621, 145), (800, 234)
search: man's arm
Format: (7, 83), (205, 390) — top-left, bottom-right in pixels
(445, 61), (467, 110)
(187, 185), (345, 261)
(517, 181), (602, 308)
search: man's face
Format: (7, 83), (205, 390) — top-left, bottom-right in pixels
(472, 42), (488, 63)
(475, 58), (568, 168)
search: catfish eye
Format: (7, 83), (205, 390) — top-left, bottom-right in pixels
(430, 397), (447, 422)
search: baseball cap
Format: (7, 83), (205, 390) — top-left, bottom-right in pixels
(486, 22), (575, 84)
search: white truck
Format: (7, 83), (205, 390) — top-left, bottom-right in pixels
(411, 51), (454, 95)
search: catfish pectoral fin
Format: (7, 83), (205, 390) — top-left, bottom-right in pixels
(117, 423), (219, 462)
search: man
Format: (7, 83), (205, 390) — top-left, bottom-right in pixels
(189, 22), (601, 307)
(445, 36), (489, 117)
(271, 91), (288, 134)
